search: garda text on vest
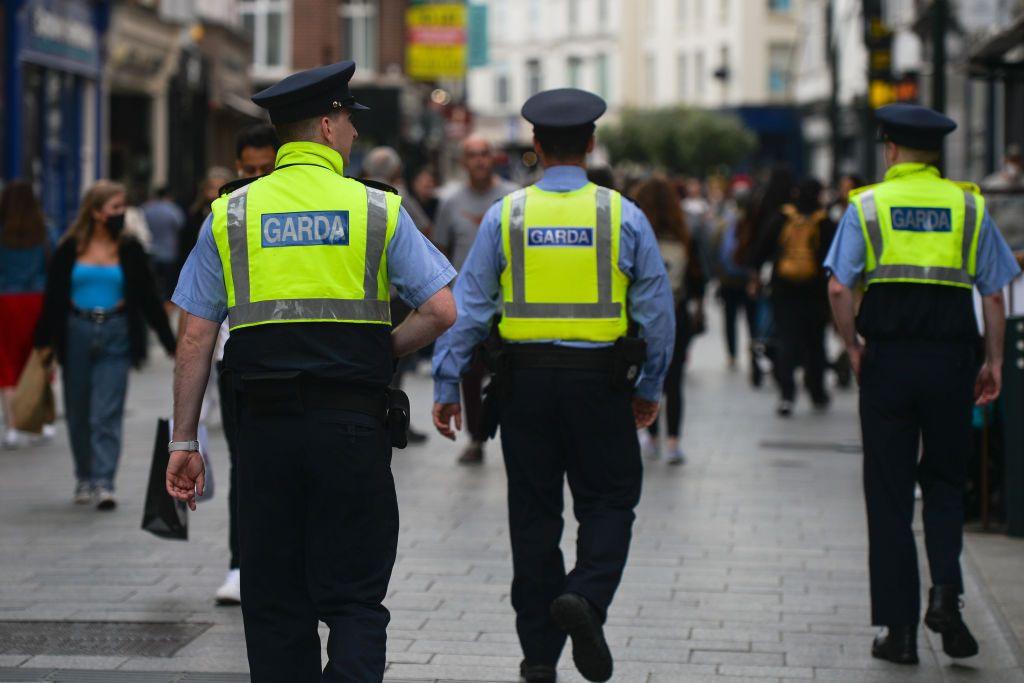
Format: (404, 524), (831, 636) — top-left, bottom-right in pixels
(527, 227), (594, 247)
(261, 211), (350, 247)
(889, 207), (953, 233)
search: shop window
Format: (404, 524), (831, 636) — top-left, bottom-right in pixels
(526, 59), (542, 97)
(341, 0), (378, 74)
(768, 43), (793, 99)
(768, 0), (791, 12)
(595, 53), (609, 99)
(239, 0), (291, 75)
(567, 56), (583, 88)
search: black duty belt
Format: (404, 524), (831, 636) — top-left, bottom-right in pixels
(71, 305), (125, 323)
(235, 370), (389, 422)
(504, 344), (614, 371)
(301, 379), (389, 421)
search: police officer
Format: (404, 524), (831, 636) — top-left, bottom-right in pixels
(432, 89), (675, 683)
(166, 61), (456, 682)
(825, 103), (1020, 665)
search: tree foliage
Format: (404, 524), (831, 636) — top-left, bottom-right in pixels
(602, 107), (757, 176)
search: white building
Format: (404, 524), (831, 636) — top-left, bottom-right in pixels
(468, 0), (803, 147)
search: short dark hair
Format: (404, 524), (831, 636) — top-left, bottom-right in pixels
(235, 124), (280, 159)
(273, 110), (347, 146)
(534, 124), (594, 161)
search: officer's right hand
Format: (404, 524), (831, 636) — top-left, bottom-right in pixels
(848, 344), (864, 380)
(166, 451), (205, 511)
(432, 402), (462, 440)
(632, 397), (660, 429)
(975, 363), (1002, 406)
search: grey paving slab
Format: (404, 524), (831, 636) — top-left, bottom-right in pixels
(0, 310), (1022, 682)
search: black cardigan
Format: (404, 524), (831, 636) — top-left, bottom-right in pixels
(35, 236), (177, 367)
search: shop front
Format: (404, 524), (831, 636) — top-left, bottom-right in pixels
(2, 0), (107, 232)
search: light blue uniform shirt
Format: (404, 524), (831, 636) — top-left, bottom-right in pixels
(824, 204), (1020, 296)
(431, 165), (676, 404)
(173, 193), (456, 323)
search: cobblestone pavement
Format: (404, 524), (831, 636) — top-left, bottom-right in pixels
(1, 319), (1022, 682)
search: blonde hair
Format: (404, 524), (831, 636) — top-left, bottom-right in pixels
(63, 180), (126, 251)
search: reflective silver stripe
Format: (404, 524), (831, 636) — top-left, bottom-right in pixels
(860, 190), (883, 263)
(595, 187), (613, 303)
(507, 190), (527, 303)
(867, 265), (973, 286)
(962, 190), (977, 273)
(226, 185), (252, 306)
(364, 187), (388, 300)
(229, 298), (391, 326)
(503, 302), (622, 319)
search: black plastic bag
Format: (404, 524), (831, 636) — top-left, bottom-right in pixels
(141, 418), (188, 540)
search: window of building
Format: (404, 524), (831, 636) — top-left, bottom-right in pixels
(695, 50), (705, 96)
(768, 0), (791, 12)
(695, 0), (703, 27)
(676, 53), (688, 99)
(340, 0), (378, 74)
(676, 0), (687, 29)
(567, 56), (583, 88)
(495, 71), (510, 106)
(768, 43), (793, 97)
(598, 0), (609, 27)
(595, 53), (609, 98)
(720, 0), (729, 23)
(529, 0), (541, 31)
(568, 0), (580, 32)
(239, 0), (291, 73)
(526, 59), (543, 97)
(645, 54), (657, 101)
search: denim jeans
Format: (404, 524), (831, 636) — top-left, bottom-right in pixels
(63, 314), (131, 490)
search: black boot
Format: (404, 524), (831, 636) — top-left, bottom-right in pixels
(550, 593), (612, 682)
(925, 586), (979, 658)
(519, 660), (556, 683)
(871, 624), (919, 665)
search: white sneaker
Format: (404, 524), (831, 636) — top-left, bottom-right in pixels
(2, 429), (26, 450)
(666, 448), (686, 466)
(36, 424), (57, 443)
(639, 432), (660, 460)
(216, 569), (241, 606)
(73, 481), (93, 505)
(95, 487), (117, 511)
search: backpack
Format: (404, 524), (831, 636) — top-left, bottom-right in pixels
(775, 205), (824, 282)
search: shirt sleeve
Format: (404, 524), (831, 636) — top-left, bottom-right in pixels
(822, 204), (866, 288)
(431, 202), (505, 404)
(974, 209), (1022, 296)
(387, 206), (456, 309)
(619, 199), (676, 402)
(171, 214), (228, 322)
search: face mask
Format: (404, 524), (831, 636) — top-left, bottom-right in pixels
(105, 213), (126, 237)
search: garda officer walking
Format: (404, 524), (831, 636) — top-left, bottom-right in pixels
(432, 89), (675, 683)
(166, 61), (457, 681)
(825, 104), (1020, 665)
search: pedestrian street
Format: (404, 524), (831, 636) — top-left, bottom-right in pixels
(0, 318), (1022, 682)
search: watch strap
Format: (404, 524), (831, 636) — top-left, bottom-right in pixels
(168, 440), (201, 453)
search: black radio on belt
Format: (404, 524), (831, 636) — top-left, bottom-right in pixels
(386, 389), (410, 449)
(610, 337), (647, 390)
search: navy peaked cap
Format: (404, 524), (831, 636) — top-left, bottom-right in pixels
(252, 60), (369, 125)
(876, 104), (957, 151)
(521, 88), (607, 128)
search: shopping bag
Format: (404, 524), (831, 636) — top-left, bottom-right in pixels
(141, 418), (188, 540)
(11, 348), (55, 434)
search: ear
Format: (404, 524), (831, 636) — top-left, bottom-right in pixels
(586, 135), (596, 155)
(532, 136), (545, 163)
(320, 116), (333, 144)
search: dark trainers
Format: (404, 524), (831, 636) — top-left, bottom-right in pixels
(457, 442), (484, 465)
(871, 625), (919, 665)
(925, 586), (979, 658)
(550, 593), (612, 682)
(519, 660), (556, 683)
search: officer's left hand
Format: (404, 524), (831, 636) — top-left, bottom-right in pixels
(632, 397), (660, 429)
(432, 402), (462, 440)
(975, 362), (1002, 406)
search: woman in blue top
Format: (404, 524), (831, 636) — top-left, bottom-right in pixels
(35, 181), (176, 510)
(0, 182), (51, 448)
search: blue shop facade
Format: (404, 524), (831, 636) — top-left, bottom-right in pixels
(2, 0), (107, 232)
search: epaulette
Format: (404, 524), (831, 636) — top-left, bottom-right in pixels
(951, 180), (981, 194)
(353, 177), (400, 195)
(848, 182), (882, 199)
(219, 176), (259, 197)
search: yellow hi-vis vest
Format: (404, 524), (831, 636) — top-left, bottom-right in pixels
(498, 182), (629, 342)
(850, 163), (984, 290)
(211, 142), (400, 331)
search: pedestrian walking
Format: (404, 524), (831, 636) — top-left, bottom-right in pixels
(632, 175), (706, 465)
(141, 187), (186, 303)
(35, 180), (176, 509)
(0, 182), (53, 448)
(167, 61), (456, 682)
(432, 134), (518, 464)
(432, 88), (675, 683)
(826, 104), (1021, 665)
(179, 168), (233, 274)
(750, 178), (835, 416)
(211, 125), (281, 608)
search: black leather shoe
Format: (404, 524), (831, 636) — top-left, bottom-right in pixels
(925, 586), (980, 658)
(550, 593), (612, 682)
(871, 625), (919, 665)
(519, 660), (556, 683)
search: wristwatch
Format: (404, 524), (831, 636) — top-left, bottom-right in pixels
(168, 440), (201, 454)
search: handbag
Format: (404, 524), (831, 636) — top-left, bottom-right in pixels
(141, 418), (188, 540)
(11, 348), (55, 434)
